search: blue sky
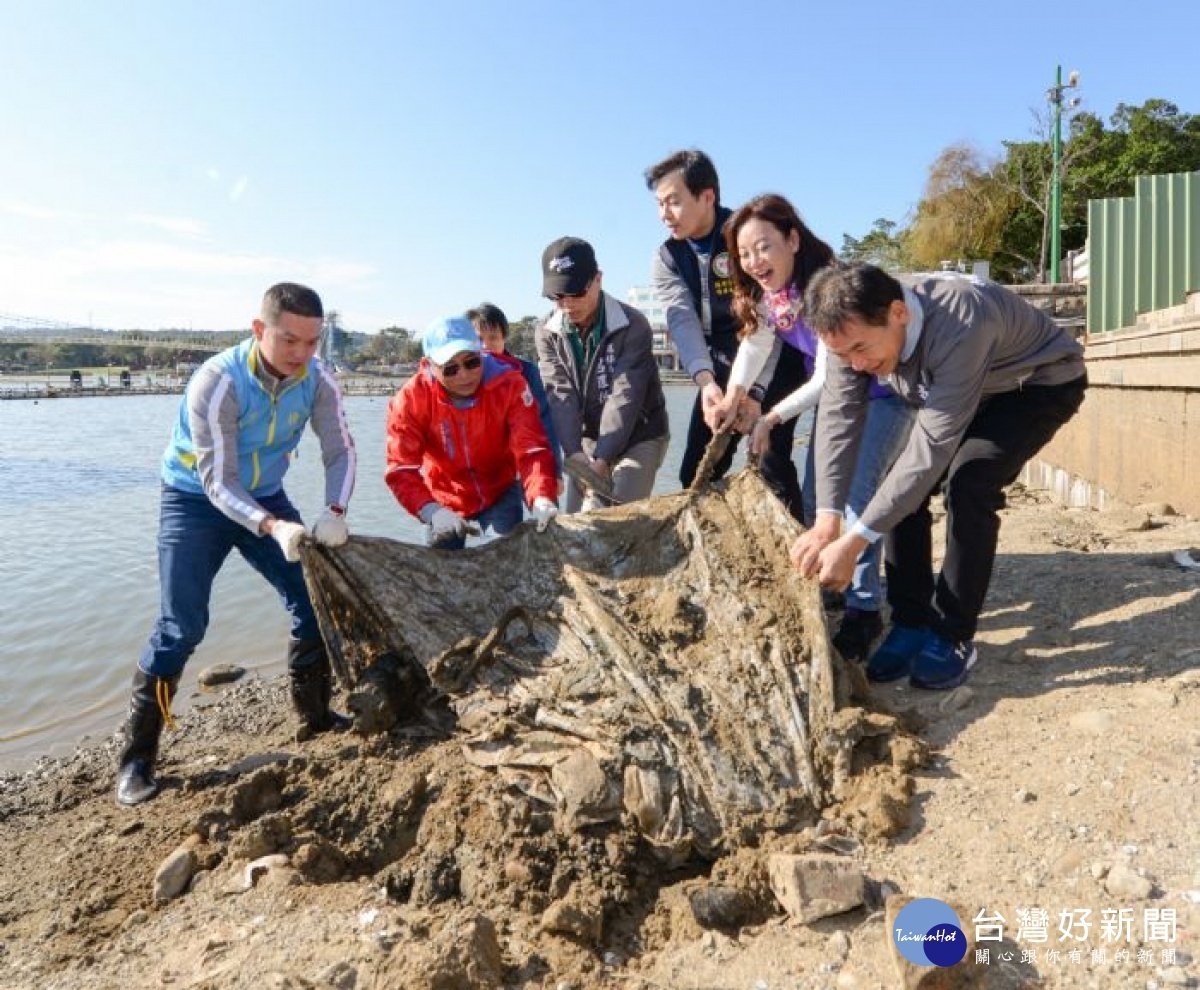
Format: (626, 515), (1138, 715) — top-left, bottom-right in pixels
(1, 1), (1196, 333)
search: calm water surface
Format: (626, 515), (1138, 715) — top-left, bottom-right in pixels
(0, 385), (797, 770)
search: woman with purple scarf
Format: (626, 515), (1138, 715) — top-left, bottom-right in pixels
(710, 193), (915, 663)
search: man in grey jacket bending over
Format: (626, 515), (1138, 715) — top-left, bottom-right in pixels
(536, 236), (669, 511)
(792, 263), (1086, 690)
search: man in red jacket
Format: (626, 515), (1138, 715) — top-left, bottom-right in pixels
(386, 316), (559, 549)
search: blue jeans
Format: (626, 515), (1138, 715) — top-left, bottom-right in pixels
(140, 486), (318, 678)
(430, 482), (524, 550)
(843, 395), (916, 612)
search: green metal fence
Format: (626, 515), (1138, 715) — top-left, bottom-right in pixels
(1087, 170), (1200, 334)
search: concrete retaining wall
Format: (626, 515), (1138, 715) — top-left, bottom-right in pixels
(1022, 290), (1200, 517)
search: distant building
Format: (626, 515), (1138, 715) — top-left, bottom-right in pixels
(626, 285), (680, 372)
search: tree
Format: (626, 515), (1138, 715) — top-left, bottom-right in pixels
(905, 144), (1015, 273)
(506, 317), (539, 360)
(1064, 100), (1200, 239)
(353, 326), (420, 366)
(840, 218), (911, 270)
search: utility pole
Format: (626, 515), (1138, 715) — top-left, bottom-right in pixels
(1047, 66), (1081, 284)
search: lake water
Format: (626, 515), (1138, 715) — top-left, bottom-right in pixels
(1, 385), (805, 770)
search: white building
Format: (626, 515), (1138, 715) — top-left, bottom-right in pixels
(626, 285), (680, 372)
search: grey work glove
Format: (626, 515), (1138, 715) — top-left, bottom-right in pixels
(312, 507), (349, 547)
(430, 506), (468, 541)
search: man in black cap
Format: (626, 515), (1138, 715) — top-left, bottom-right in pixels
(535, 236), (669, 511)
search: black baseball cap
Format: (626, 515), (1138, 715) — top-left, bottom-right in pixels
(542, 236), (598, 297)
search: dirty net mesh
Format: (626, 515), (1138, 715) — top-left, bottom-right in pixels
(301, 469), (841, 861)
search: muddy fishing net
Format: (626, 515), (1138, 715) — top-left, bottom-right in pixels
(301, 467), (910, 863)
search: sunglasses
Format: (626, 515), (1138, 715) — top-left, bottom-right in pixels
(547, 289), (589, 302)
(439, 354), (482, 378)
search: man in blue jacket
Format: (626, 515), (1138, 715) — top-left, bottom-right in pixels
(115, 282), (358, 806)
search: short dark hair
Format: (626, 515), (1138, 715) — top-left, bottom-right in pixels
(644, 149), (720, 206)
(803, 263), (904, 336)
(261, 282), (323, 324)
(465, 302), (509, 336)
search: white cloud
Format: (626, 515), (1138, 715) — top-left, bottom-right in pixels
(0, 240), (381, 329)
(0, 200), (77, 220)
(230, 176), (249, 201)
(129, 214), (209, 237)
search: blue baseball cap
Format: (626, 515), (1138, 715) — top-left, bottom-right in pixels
(422, 316), (482, 365)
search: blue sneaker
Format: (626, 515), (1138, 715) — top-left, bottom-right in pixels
(865, 625), (930, 682)
(910, 633), (978, 690)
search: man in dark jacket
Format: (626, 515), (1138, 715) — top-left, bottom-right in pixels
(645, 149), (772, 486)
(536, 236), (669, 511)
(792, 264), (1087, 691)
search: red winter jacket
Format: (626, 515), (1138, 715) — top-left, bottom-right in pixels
(385, 353), (557, 520)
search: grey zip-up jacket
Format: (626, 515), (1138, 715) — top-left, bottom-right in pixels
(535, 293), (668, 465)
(816, 274), (1085, 536)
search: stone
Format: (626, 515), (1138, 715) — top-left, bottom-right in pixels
(153, 846), (197, 903)
(687, 883), (749, 930)
(542, 897), (603, 944)
(243, 854), (290, 890)
(828, 929), (852, 961)
(321, 962), (358, 990)
(1104, 863), (1154, 900)
(198, 663), (245, 688)
(1013, 788), (1035, 803)
(768, 853), (865, 924)
(551, 749), (619, 828)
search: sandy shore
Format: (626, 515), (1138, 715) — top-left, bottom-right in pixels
(1, 483), (1197, 990)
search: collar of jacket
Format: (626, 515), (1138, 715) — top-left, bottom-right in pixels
(246, 338), (310, 390)
(544, 292), (630, 339)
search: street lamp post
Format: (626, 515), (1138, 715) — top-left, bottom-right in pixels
(1048, 65), (1081, 284)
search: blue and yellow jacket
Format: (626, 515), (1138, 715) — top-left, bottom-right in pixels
(160, 338), (355, 532)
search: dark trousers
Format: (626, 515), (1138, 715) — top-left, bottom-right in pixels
(140, 486), (318, 678)
(678, 338), (807, 522)
(885, 375), (1087, 642)
(678, 339), (740, 488)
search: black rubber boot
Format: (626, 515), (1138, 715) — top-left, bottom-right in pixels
(288, 638), (351, 739)
(115, 669), (177, 806)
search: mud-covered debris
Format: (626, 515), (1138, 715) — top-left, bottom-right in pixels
(302, 470), (914, 861)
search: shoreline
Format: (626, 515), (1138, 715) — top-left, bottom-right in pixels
(1, 370), (693, 401)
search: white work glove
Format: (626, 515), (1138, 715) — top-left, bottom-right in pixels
(271, 520), (307, 562)
(311, 507), (349, 547)
(531, 496), (558, 532)
(430, 506), (468, 541)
